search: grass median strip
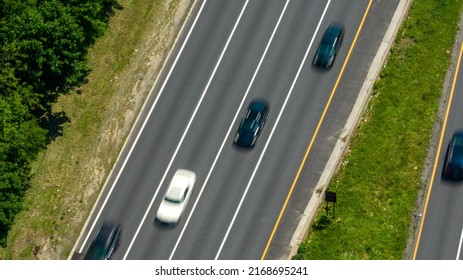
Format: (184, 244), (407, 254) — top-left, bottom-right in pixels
(293, 0), (463, 259)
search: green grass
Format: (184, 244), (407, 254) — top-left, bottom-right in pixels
(0, 0), (193, 259)
(293, 0), (463, 260)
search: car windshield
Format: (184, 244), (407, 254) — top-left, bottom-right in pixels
(241, 109), (260, 130)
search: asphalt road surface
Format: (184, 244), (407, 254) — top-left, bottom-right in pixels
(414, 41), (463, 260)
(74, 0), (401, 260)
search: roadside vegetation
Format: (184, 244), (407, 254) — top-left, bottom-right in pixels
(3, 0), (459, 261)
(0, 0), (192, 259)
(293, 0), (463, 259)
(0, 0), (119, 253)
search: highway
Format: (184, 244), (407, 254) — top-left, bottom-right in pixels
(74, 0), (402, 260)
(414, 41), (463, 260)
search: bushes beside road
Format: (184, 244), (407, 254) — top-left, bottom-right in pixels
(0, 0), (118, 246)
(0, 0), (190, 259)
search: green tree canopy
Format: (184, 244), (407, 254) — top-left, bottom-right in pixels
(0, 0), (119, 245)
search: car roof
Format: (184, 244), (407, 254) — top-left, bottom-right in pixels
(165, 171), (193, 201)
(322, 26), (341, 42)
(451, 132), (463, 149)
(165, 183), (187, 201)
(241, 100), (268, 129)
(450, 132), (463, 162)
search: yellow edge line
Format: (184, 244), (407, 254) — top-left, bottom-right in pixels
(412, 41), (463, 259)
(260, 0), (373, 260)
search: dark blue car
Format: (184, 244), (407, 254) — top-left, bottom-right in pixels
(443, 131), (463, 180)
(313, 23), (344, 68)
(84, 222), (122, 260)
(234, 100), (269, 148)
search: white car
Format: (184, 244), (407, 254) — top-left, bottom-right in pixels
(155, 169), (196, 226)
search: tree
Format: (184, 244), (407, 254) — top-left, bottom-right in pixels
(0, 93), (46, 244)
(68, 0), (121, 45)
(0, 0), (120, 247)
(0, 0), (87, 115)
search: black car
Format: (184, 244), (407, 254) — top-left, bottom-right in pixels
(442, 131), (463, 180)
(234, 100), (269, 147)
(313, 23), (344, 68)
(84, 222), (122, 260)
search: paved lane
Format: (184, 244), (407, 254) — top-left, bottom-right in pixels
(74, 0), (402, 260)
(414, 42), (463, 260)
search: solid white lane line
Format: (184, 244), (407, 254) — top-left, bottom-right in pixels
(124, 0), (249, 259)
(168, 0), (288, 260)
(78, 0), (208, 254)
(456, 226), (463, 260)
(214, 0), (332, 260)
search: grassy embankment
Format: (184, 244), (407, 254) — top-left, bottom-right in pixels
(0, 0), (192, 259)
(294, 0), (463, 259)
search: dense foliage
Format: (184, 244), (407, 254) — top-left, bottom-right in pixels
(0, 0), (119, 246)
